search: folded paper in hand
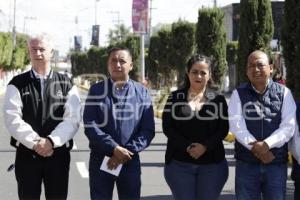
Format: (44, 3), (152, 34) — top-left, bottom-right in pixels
(100, 156), (123, 176)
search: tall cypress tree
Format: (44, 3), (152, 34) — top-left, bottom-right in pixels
(170, 20), (195, 86)
(156, 27), (173, 82)
(147, 35), (161, 86)
(196, 8), (227, 87)
(281, 0), (300, 100)
(237, 0), (274, 84)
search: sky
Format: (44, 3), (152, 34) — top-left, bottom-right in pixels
(0, 0), (242, 56)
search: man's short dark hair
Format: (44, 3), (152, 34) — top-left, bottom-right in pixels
(107, 46), (132, 59)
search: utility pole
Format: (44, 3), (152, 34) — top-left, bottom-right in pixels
(140, 33), (145, 82)
(148, 0), (156, 37)
(149, 0), (153, 36)
(23, 16), (36, 34)
(213, 0), (217, 7)
(0, 9), (5, 32)
(95, 0), (100, 24)
(109, 11), (122, 40)
(12, 0), (16, 47)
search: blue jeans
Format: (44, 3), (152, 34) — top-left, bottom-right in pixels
(235, 160), (287, 200)
(89, 154), (141, 200)
(164, 159), (228, 200)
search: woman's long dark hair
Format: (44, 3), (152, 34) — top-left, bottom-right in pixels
(183, 54), (215, 89)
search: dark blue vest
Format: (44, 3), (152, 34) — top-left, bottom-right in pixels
(235, 80), (287, 163)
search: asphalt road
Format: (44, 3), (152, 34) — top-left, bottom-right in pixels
(0, 89), (295, 199)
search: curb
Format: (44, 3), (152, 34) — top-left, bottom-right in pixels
(154, 109), (163, 119)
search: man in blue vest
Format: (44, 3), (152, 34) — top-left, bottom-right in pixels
(228, 50), (296, 200)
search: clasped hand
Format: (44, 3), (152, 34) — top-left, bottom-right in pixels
(107, 146), (133, 170)
(249, 141), (275, 164)
(187, 143), (207, 160)
(33, 138), (54, 157)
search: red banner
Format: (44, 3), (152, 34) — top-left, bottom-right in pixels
(132, 0), (148, 33)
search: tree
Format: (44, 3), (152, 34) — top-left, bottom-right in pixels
(124, 35), (140, 79)
(11, 34), (30, 70)
(0, 33), (13, 70)
(71, 47), (108, 83)
(147, 26), (174, 86)
(226, 41), (239, 91)
(86, 47), (102, 74)
(196, 8), (227, 87)
(70, 52), (88, 77)
(157, 26), (173, 84)
(281, 0), (300, 100)
(0, 32), (29, 71)
(107, 24), (131, 45)
(147, 35), (160, 87)
(237, 0), (274, 84)
(71, 34), (140, 80)
(170, 20), (195, 86)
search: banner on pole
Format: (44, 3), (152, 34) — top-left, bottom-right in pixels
(74, 35), (82, 51)
(132, 0), (148, 34)
(90, 25), (100, 46)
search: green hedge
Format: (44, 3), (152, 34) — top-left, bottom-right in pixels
(0, 32), (29, 70)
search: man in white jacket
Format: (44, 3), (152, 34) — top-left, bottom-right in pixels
(3, 34), (81, 200)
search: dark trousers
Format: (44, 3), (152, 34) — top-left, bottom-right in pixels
(292, 157), (300, 200)
(15, 149), (70, 200)
(89, 154), (141, 200)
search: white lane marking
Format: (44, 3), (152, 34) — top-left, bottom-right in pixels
(72, 142), (77, 150)
(225, 154), (234, 159)
(76, 162), (89, 178)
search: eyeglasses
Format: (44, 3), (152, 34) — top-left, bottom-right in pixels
(247, 63), (269, 70)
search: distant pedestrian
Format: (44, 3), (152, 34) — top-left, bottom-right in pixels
(273, 73), (286, 85)
(83, 46), (155, 200)
(162, 54), (229, 200)
(3, 34), (81, 199)
(228, 50), (296, 200)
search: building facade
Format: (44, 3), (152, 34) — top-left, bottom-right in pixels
(222, 1), (284, 42)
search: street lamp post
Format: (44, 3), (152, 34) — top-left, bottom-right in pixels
(213, 0), (217, 7)
(109, 11), (122, 40)
(23, 16), (36, 34)
(75, 7), (89, 25)
(92, 0), (100, 46)
(95, 0), (100, 25)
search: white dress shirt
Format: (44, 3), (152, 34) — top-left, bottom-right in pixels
(228, 87), (296, 150)
(32, 68), (51, 100)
